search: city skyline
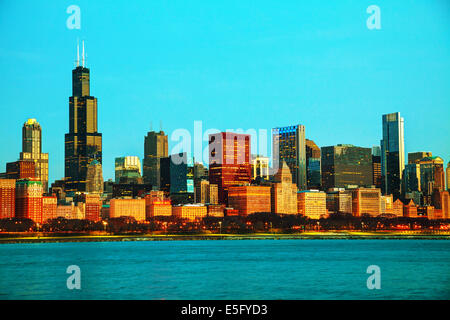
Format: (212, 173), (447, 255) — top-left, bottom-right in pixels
(1, 1), (449, 184)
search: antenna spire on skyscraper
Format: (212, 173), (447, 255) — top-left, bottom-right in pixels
(76, 38), (80, 67)
(82, 40), (85, 67)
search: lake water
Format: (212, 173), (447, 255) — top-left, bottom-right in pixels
(0, 239), (449, 300)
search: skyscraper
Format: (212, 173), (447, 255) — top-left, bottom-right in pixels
(272, 125), (306, 190)
(19, 119), (49, 192)
(85, 160), (104, 194)
(169, 152), (189, 194)
(408, 152), (432, 164)
(15, 179), (43, 223)
(372, 155), (381, 189)
(115, 156), (143, 184)
(271, 161), (298, 214)
(402, 163), (421, 194)
(143, 130), (168, 188)
(251, 155), (270, 182)
(209, 132), (251, 204)
(64, 44), (102, 192)
(321, 144), (373, 190)
(417, 156), (445, 198)
(380, 112), (405, 199)
(372, 146), (382, 188)
(305, 139), (321, 189)
(447, 162), (450, 191)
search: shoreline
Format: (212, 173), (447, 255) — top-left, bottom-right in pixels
(0, 231), (449, 244)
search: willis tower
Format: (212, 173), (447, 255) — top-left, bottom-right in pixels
(65, 41), (102, 192)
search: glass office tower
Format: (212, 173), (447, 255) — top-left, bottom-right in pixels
(321, 144), (373, 190)
(143, 130), (168, 188)
(272, 125), (306, 190)
(380, 112), (405, 199)
(305, 139), (321, 189)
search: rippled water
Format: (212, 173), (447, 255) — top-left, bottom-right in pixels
(0, 240), (449, 299)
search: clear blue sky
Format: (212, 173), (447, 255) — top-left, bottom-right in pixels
(0, 0), (449, 184)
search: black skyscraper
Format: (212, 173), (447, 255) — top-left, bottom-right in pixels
(64, 44), (102, 192)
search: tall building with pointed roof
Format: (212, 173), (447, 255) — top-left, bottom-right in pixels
(86, 160), (103, 194)
(271, 161), (298, 214)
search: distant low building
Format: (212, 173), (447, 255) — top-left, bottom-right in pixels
(84, 194), (102, 222)
(0, 179), (15, 219)
(326, 189), (352, 215)
(393, 199), (404, 217)
(297, 190), (327, 219)
(145, 191), (172, 219)
(172, 204), (207, 221)
(403, 200), (418, 218)
(42, 195), (57, 222)
(207, 204), (225, 218)
(194, 180), (218, 205)
(351, 187), (381, 217)
(228, 185), (271, 216)
(110, 198), (146, 222)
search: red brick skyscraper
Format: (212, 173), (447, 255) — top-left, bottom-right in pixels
(209, 132), (251, 204)
(15, 179), (43, 223)
(0, 179), (16, 219)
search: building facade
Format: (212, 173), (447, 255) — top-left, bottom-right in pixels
(64, 61), (102, 192)
(305, 139), (321, 189)
(143, 130), (168, 188)
(402, 163), (421, 194)
(417, 156), (445, 198)
(115, 156), (143, 184)
(326, 189), (353, 215)
(83, 193), (102, 222)
(194, 180), (218, 205)
(42, 195), (57, 222)
(272, 125), (306, 190)
(0, 179), (15, 219)
(446, 162), (450, 191)
(15, 179), (43, 223)
(321, 144), (373, 190)
(270, 161), (297, 214)
(297, 190), (327, 219)
(19, 119), (49, 192)
(380, 112), (405, 198)
(372, 155), (381, 189)
(5, 160), (36, 180)
(227, 185), (271, 216)
(172, 204), (207, 221)
(351, 187), (381, 217)
(109, 198), (146, 222)
(251, 155), (270, 182)
(209, 132), (251, 204)
(408, 152), (432, 164)
(85, 160), (104, 194)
